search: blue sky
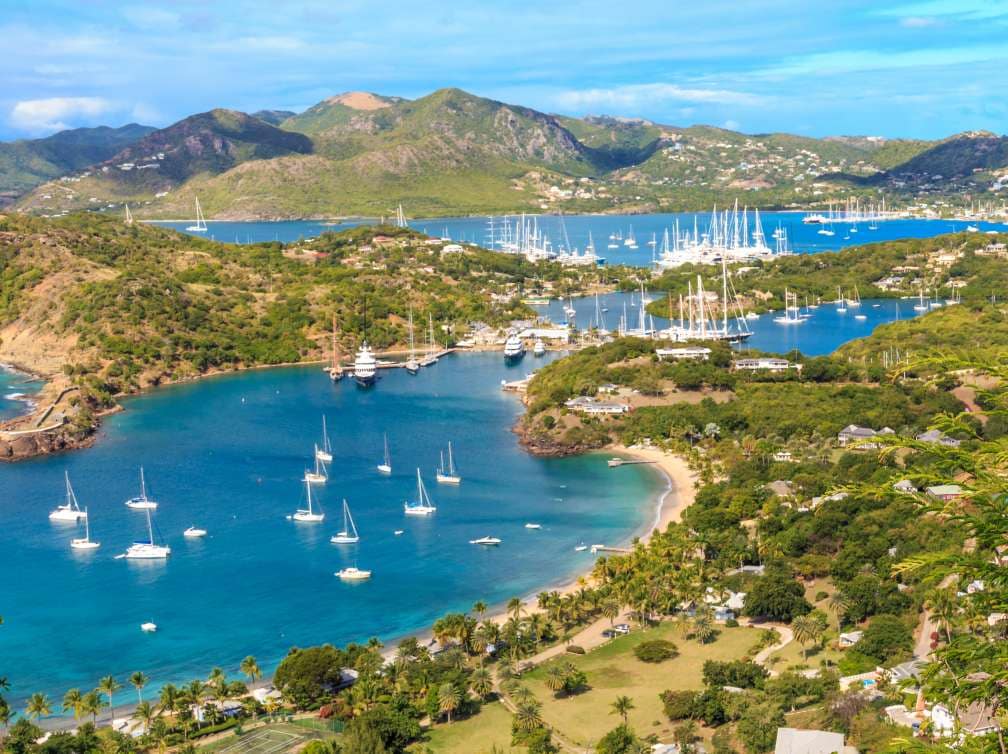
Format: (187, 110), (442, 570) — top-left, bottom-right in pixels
(2, 0), (1006, 140)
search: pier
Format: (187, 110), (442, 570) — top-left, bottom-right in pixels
(607, 457), (657, 468)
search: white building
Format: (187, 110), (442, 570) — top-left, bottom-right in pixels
(656, 346), (712, 361)
(733, 357), (802, 373)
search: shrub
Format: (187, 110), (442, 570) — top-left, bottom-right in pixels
(702, 660), (768, 689)
(633, 639), (679, 663)
(661, 690), (699, 720)
(566, 644), (585, 654)
(856, 614), (913, 663)
(725, 618), (740, 628)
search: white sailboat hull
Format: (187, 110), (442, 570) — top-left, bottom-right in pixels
(304, 472), (326, 484)
(292, 511), (325, 522)
(49, 508), (86, 522)
(316, 450), (333, 463)
(330, 534), (360, 544)
(436, 474), (461, 485)
(71, 539), (100, 550)
(125, 500), (158, 510)
(404, 505), (436, 516)
(337, 568), (371, 580)
(124, 544), (171, 559)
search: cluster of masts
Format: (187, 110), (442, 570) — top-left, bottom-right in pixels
(653, 202), (791, 269)
(48, 468), (205, 559)
(802, 197), (896, 227)
(485, 215), (605, 267)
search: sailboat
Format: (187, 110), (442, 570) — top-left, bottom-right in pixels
(125, 467), (158, 510)
(124, 203), (133, 226)
(50, 472), (88, 522)
(290, 478), (325, 522)
(773, 289), (805, 325)
(913, 287), (929, 312)
(304, 448), (328, 484)
(70, 508), (100, 550)
(377, 433), (392, 475)
(404, 468), (437, 515)
(327, 315), (343, 381)
(419, 314), (438, 367)
(624, 225), (637, 248)
(185, 195), (208, 233)
(316, 417), (333, 463)
(121, 508), (171, 559)
(835, 287), (847, 314)
(436, 441), (462, 485)
(847, 286), (861, 307)
(330, 500), (360, 544)
(405, 308), (420, 375)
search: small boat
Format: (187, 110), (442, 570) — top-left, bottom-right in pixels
(140, 622), (158, 633)
(290, 478), (325, 522)
(913, 288), (929, 312)
(848, 286), (861, 307)
(854, 314), (867, 321)
(574, 541), (588, 552)
(967, 225), (980, 232)
(304, 448), (328, 484)
(533, 339), (546, 357)
(336, 566), (371, 581)
(125, 467), (159, 510)
(183, 526), (207, 538)
(745, 312), (759, 320)
(316, 417), (333, 463)
(524, 523), (542, 530)
(70, 507), (100, 550)
(404, 468), (437, 516)
(563, 298), (577, 319)
(123, 508), (171, 559)
(330, 500), (360, 544)
(185, 195), (208, 233)
(470, 536), (502, 546)
(607, 457), (624, 467)
(436, 441), (461, 485)
(377, 433), (392, 475)
(394, 529), (405, 536)
(50, 472), (88, 522)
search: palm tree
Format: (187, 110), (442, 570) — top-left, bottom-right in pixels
(470, 667), (492, 700)
(511, 685), (536, 705)
(610, 695), (634, 725)
(240, 655), (261, 686)
(158, 683), (180, 718)
(827, 592), (849, 633)
(692, 608), (717, 644)
(149, 717), (170, 754)
(791, 614), (822, 661)
(437, 682), (461, 724)
(601, 598), (620, 627)
(98, 675), (121, 723)
(130, 671), (149, 704)
(63, 688), (84, 720)
(82, 690), (102, 725)
(926, 587), (958, 643)
(25, 692), (51, 720)
(472, 600), (488, 622)
(544, 665), (567, 697)
(513, 700), (544, 732)
(134, 700), (156, 734)
(506, 597), (525, 622)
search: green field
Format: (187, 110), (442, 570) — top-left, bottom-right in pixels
(521, 624), (760, 747)
(409, 701), (522, 754)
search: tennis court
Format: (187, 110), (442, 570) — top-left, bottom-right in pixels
(210, 724), (312, 754)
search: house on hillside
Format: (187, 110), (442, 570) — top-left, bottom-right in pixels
(656, 346), (712, 361)
(774, 728), (856, 754)
(893, 479), (917, 493)
(926, 484), (963, 502)
(837, 425), (894, 449)
(732, 357), (802, 373)
(838, 630), (863, 648)
(915, 429), (961, 447)
(564, 396), (631, 415)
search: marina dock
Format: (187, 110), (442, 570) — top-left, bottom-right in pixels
(607, 457), (657, 468)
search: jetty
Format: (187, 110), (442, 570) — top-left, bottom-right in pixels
(607, 457), (657, 468)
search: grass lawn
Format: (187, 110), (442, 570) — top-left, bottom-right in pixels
(768, 637), (844, 672)
(520, 624), (760, 747)
(408, 701), (524, 754)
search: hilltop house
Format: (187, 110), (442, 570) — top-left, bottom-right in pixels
(838, 630), (863, 648)
(732, 357), (802, 373)
(915, 429), (961, 447)
(837, 425), (895, 449)
(774, 728), (856, 754)
(564, 396), (631, 415)
(926, 484), (963, 502)
(893, 479), (917, 493)
(656, 346), (712, 361)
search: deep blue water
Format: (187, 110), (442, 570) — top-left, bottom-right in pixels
(155, 213), (1008, 268)
(535, 291), (922, 356)
(0, 353), (664, 708)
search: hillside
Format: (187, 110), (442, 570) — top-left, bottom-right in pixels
(11, 88), (1007, 219)
(0, 123), (154, 204)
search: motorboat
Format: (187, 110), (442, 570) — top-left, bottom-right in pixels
(469, 536), (502, 546)
(336, 566), (371, 581)
(183, 526), (207, 538)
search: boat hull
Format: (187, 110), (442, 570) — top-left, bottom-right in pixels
(436, 474), (461, 485)
(354, 373), (377, 387)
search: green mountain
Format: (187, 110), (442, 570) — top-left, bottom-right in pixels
(13, 88), (1006, 219)
(0, 123), (154, 203)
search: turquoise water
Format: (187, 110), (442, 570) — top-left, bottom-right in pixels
(156, 213), (1008, 268)
(0, 367), (41, 421)
(0, 353), (663, 708)
(537, 292), (922, 356)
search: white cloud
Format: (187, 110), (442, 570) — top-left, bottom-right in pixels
(554, 83), (762, 113)
(9, 96), (112, 134)
(722, 119), (741, 130)
(900, 16), (938, 27)
(122, 6), (181, 29)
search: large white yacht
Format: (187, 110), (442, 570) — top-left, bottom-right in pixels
(353, 342), (377, 387)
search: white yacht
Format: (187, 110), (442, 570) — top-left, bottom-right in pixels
(50, 472), (88, 522)
(121, 508), (171, 560)
(524, 523), (542, 530)
(304, 448), (328, 484)
(70, 508), (100, 550)
(436, 441), (461, 485)
(330, 499), (360, 544)
(336, 566), (371, 581)
(140, 622), (158, 633)
(125, 467), (158, 510)
(503, 334), (525, 362)
(469, 536), (502, 546)
(290, 478), (325, 522)
(533, 339), (546, 357)
(183, 526), (207, 538)
(316, 417), (333, 463)
(185, 195), (208, 233)
(377, 433), (392, 475)
(404, 468), (437, 516)
(353, 342), (377, 387)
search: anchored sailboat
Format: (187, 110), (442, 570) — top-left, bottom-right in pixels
(70, 508), (100, 550)
(121, 508), (170, 559)
(404, 468), (437, 516)
(185, 195), (208, 233)
(328, 315), (343, 381)
(436, 441), (461, 485)
(330, 500), (360, 544)
(125, 467), (158, 510)
(377, 433), (392, 475)
(419, 314), (438, 367)
(316, 417), (333, 463)
(405, 307), (420, 374)
(124, 203), (133, 226)
(290, 478), (325, 522)
(304, 448), (328, 484)
(50, 472), (88, 522)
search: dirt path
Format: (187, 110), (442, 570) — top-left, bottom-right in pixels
(748, 621), (794, 674)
